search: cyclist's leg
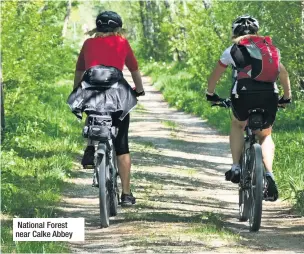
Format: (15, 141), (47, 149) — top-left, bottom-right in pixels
(117, 154), (131, 191)
(226, 116), (246, 182)
(255, 93), (279, 201)
(255, 127), (274, 173)
(112, 113), (136, 205)
(256, 128), (278, 201)
(255, 92), (278, 174)
(227, 95), (249, 182)
(230, 115), (247, 165)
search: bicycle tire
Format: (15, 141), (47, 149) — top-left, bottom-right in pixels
(109, 148), (119, 216)
(97, 153), (110, 228)
(248, 143), (264, 232)
(239, 151), (250, 222)
(109, 179), (118, 217)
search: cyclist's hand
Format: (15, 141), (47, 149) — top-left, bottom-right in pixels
(206, 92), (221, 102)
(135, 90), (145, 97)
(278, 96), (291, 108)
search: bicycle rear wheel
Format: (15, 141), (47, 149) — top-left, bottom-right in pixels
(109, 178), (118, 216)
(248, 143), (264, 232)
(97, 153), (110, 228)
(109, 148), (119, 216)
(239, 151), (250, 222)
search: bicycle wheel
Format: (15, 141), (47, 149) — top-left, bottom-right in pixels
(97, 153), (110, 228)
(109, 150), (118, 216)
(109, 176), (118, 216)
(239, 151), (250, 222)
(248, 143), (264, 232)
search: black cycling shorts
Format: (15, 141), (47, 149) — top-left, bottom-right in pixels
(231, 92), (279, 129)
(112, 112), (130, 155)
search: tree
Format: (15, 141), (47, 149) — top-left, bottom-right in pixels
(62, 0), (72, 37)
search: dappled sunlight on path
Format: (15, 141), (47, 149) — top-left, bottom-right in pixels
(58, 70), (304, 253)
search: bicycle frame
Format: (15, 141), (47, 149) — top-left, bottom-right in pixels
(83, 114), (120, 227)
(92, 126), (119, 187)
(213, 98), (283, 231)
(95, 132), (119, 188)
(240, 110), (268, 231)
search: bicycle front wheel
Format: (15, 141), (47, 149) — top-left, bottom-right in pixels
(97, 153), (110, 228)
(239, 151), (250, 222)
(248, 143), (264, 232)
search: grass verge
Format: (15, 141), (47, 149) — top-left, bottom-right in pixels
(1, 79), (83, 253)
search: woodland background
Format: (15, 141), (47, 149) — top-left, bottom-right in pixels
(1, 1), (303, 252)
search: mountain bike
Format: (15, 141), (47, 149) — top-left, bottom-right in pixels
(83, 113), (120, 228)
(213, 99), (274, 232)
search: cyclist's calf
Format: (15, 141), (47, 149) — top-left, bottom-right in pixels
(254, 127), (273, 141)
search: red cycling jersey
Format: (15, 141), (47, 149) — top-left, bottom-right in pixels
(76, 35), (138, 72)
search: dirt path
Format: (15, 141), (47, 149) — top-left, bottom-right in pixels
(59, 72), (304, 253)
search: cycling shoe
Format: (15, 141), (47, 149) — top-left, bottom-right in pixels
(225, 167), (240, 184)
(264, 175), (279, 201)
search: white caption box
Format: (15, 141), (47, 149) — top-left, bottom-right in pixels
(13, 218), (85, 241)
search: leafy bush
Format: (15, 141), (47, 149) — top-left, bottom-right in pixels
(1, 1), (83, 252)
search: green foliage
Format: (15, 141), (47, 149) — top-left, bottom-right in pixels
(1, 1), (83, 252)
(1, 83), (83, 254)
(1, 1), (76, 84)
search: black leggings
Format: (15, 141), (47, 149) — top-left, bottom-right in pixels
(112, 112), (130, 155)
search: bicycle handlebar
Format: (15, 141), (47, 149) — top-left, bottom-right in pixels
(211, 98), (231, 108)
(211, 98), (288, 109)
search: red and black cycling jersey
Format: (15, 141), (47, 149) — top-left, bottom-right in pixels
(218, 45), (278, 94)
(76, 35), (138, 72)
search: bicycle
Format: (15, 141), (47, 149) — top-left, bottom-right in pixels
(83, 113), (120, 228)
(213, 98), (277, 232)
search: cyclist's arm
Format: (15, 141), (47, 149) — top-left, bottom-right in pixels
(130, 70), (144, 92)
(278, 63), (292, 99)
(125, 40), (144, 92)
(207, 62), (227, 94)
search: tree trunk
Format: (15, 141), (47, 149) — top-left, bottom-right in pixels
(139, 0), (157, 58)
(164, 1), (184, 61)
(302, 1), (304, 39)
(139, 1), (149, 39)
(0, 64), (4, 141)
(62, 0), (72, 37)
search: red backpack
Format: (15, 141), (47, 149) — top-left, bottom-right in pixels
(237, 35), (280, 82)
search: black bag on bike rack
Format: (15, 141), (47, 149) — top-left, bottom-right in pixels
(83, 114), (112, 141)
(248, 109), (264, 130)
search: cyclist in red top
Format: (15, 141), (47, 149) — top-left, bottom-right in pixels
(73, 11), (144, 206)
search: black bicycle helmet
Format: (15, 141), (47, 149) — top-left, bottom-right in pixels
(96, 11), (122, 32)
(232, 15), (259, 37)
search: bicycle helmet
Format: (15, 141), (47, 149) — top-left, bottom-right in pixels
(96, 11), (122, 32)
(232, 15), (259, 37)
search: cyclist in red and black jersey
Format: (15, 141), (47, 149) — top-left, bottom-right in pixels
(206, 15), (292, 201)
(73, 11), (144, 206)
